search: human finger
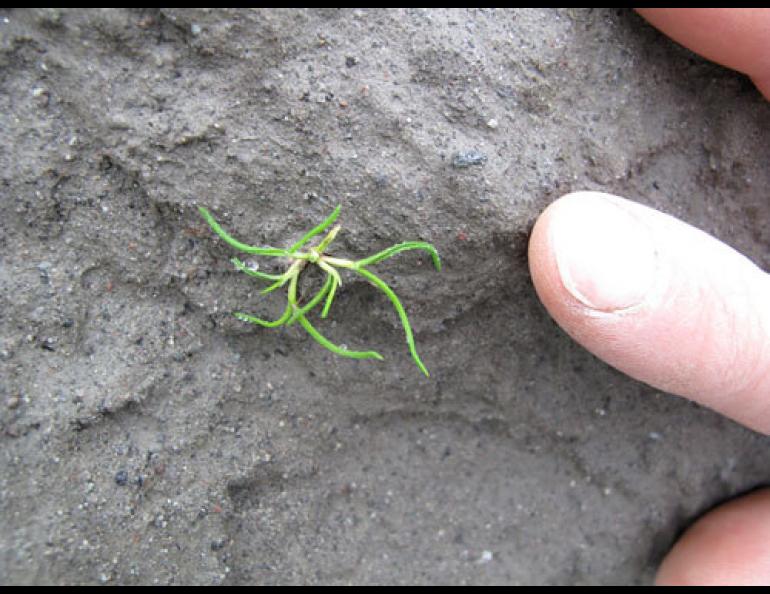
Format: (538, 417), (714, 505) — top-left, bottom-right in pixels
(655, 488), (770, 585)
(528, 191), (770, 433)
(636, 8), (770, 100)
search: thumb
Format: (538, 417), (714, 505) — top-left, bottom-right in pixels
(528, 191), (770, 433)
(655, 488), (770, 585)
(636, 8), (770, 101)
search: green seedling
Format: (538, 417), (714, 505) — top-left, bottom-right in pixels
(198, 205), (441, 376)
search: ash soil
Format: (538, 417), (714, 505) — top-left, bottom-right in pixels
(1, 8), (768, 585)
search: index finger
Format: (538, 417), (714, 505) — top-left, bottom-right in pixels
(528, 192), (770, 433)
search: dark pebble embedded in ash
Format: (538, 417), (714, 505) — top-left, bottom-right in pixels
(115, 470), (129, 486)
(40, 337), (57, 352)
(452, 150), (488, 169)
(211, 538), (227, 551)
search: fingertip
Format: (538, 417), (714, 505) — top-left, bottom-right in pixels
(750, 72), (770, 102)
(532, 192), (657, 313)
(636, 8), (770, 99)
(656, 489), (770, 586)
(528, 191), (770, 433)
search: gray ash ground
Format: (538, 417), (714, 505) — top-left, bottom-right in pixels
(1, 8), (769, 585)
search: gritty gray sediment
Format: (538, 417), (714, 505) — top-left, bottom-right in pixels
(1, 8), (769, 586)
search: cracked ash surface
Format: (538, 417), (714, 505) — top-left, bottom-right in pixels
(1, 8), (769, 585)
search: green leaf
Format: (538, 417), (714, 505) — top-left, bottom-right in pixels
(234, 306), (291, 328)
(198, 206), (289, 256)
(260, 276), (290, 295)
(231, 257), (284, 282)
(288, 205), (341, 253)
(321, 275), (338, 319)
(355, 241), (441, 271)
(296, 314), (384, 361)
(287, 274), (333, 325)
(353, 267), (430, 377)
(260, 260), (302, 295)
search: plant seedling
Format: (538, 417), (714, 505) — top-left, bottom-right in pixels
(198, 205), (441, 376)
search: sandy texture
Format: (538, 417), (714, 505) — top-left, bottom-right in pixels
(1, 8), (768, 585)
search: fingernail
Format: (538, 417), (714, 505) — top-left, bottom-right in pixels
(552, 195), (657, 312)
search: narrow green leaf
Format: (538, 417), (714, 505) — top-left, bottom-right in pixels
(231, 257), (283, 282)
(260, 260), (302, 295)
(260, 276), (290, 295)
(317, 259), (342, 287)
(353, 267), (430, 377)
(355, 241), (441, 271)
(321, 275), (338, 318)
(296, 314), (383, 361)
(286, 274), (333, 325)
(289, 205), (341, 253)
(198, 206), (289, 256)
(315, 224), (341, 254)
(234, 306), (291, 328)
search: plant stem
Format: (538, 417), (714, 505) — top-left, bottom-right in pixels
(287, 274), (333, 325)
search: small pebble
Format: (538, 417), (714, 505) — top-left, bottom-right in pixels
(114, 470), (129, 486)
(32, 87), (50, 107)
(211, 538), (226, 551)
(452, 150), (487, 169)
(478, 550), (494, 564)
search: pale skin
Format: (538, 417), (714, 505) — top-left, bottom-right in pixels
(528, 9), (770, 586)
